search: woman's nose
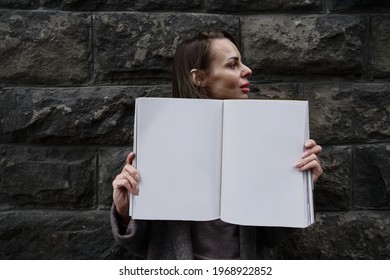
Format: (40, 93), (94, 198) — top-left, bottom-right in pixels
(242, 63), (252, 78)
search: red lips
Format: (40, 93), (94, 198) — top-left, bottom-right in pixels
(240, 82), (250, 93)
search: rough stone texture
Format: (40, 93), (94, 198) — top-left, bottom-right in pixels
(0, 0), (201, 11)
(249, 83), (303, 100)
(0, 145), (96, 210)
(327, 0), (390, 12)
(353, 145), (390, 209)
(278, 211), (390, 259)
(242, 15), (366, 77)
(62, 0), (134, 11)
(98, 147), (132, 209)
(0, 210), (135, 259)
(134, 0), (202, 10)
(370, 16), (390, 79)
(206, 0), (322, 11)
(94, 12), (239, 83)
(0, 86), (170, 144)
(305, 83), (390, 144)
(0, 3), (389, 260)
(0, 10), (91, 85)
(314, 146), (351, 211)
(0, 0), (61, 9)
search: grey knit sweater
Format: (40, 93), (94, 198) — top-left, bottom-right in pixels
(110, 204), (295, 260)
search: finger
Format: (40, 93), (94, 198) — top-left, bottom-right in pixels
(304, 139), (317, 148)
(297, 159), (322, 172)
(297, 159), (323, 181)
(126, 152), (136, 165)
(113, 173), (139, 195)
(123, 164), (140, 182)
(296, 154), (319, 168)
(302, 144), (322, 158)
(113, 177), (132, 194)
(122, 172), (139, 194)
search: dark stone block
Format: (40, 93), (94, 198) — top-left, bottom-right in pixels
(314, 146), (351, 211)
(327, 0), (390, 12)
(369, 16), (390, 79)
(0, 86), (171, 144)
(61, 0), (134, 11)
(0, 0), (61, 9)
(278, 211), (390, 259)
(0, 0), (133, 10)
(0, 210), (135, 259)
(98, 147), (132, 209)
(0, 10), (91, 85)
(60, 0), (201, 11)
(134, 0), (202, 10)
(305, 83), (390, 144)
(353, 144), (390, 208)
(206, 0), (322, 12)
(242, 15), (366, 77)
(93, 12), (239, 83)
(0, 145), (96, 210)
(249, 83), (303, 99)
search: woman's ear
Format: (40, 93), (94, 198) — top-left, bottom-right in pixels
(190, 69), (207, 87)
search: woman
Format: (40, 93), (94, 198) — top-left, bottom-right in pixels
(111, 31), (323, 259)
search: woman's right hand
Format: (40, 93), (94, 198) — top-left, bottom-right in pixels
(112, 152), (140, 224)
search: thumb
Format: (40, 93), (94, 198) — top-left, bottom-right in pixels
(126, 152), (136, 165)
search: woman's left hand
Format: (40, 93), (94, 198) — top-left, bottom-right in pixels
(296, 139), (323, 184)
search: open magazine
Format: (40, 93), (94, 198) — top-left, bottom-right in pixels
(130, 98), (314, 228)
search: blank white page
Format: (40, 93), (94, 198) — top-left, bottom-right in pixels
(220, 100), (312, 227)
(131, 98), (223, 220)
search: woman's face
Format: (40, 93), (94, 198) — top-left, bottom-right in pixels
(205, 39), (252, 99)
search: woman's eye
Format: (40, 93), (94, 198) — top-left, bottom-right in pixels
(229, 63), (238, 69)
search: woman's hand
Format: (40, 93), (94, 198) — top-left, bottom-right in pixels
(296, 139), (323, 184)
(112, 152), (140, 224)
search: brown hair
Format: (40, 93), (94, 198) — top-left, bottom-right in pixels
(172, 31), (238, 99)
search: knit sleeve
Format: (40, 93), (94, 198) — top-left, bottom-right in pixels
(110, 203), (150, 259)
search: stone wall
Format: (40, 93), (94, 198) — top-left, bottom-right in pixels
(0, 0), (389, 259)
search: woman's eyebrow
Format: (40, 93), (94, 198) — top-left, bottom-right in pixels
(227, 56), (239, 61)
